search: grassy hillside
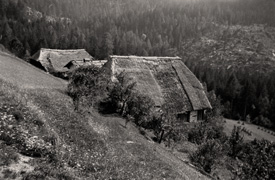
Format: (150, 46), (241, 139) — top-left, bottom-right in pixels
(0, 52), (209, 179)
(0, 51), (66, 89)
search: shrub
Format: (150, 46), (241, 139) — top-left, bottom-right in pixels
(106, 72), (136, 115)
(187, 121), (227, 145)
(228, 126), (244, 158)
(126, 92), (154, 127)
(0, 143), (19, 166)
(67, 65), (110, 110)
(236, 139), (275, 180)
(205, 90), (223, 120)
(23, 164), (76, 180)
(19, 135), (55, 158)
(11, 110), (24, 122)
(3, 169), (17, 179)
(190, 139), (224, 173)
(254, 115), (273, 128)
(105, 72), (155, 129)
(139, 128), (146, 135)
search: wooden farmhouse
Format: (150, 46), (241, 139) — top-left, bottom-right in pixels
(30, 48), (94, 72)
(105, 55), (212, 122)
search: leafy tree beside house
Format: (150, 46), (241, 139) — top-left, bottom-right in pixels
(108, 72), (137, 116)
(67, 65), (110, 111)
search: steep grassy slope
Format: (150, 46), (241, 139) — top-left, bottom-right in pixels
(0, 52), (66, 89)
(0, 52), (210, 179)
(87, 110), (211, 179)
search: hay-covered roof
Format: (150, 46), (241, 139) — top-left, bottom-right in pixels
(31, 48), (93, 71)
(108, 55), (211, 112)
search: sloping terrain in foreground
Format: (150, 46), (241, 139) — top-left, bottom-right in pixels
(0, 53), (210, 179)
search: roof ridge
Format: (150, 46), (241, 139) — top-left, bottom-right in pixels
(41, 48), (86, 51)
(110, 55), (181, 60)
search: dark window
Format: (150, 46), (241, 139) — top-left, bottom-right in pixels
(197, 110), (204, 120)
(29, 59), (47, 71)
(177, 112), (190, 122)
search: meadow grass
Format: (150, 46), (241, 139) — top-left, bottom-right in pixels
(224, 119), (275, 142)
(0, 79), (104, 179)
(0, 80), (187, 179)
(0, 52), (67, 89)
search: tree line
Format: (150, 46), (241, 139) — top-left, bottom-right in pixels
(1, 0), (275, 59)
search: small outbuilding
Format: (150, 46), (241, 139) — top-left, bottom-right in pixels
(30, 48), (94, 72)
(106, 55), (212, 122)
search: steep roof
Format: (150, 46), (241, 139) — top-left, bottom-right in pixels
(31, 48), (93, 72)
(108, 55), (211, 112)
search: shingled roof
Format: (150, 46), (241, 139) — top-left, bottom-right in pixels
(107, 55), (211, 112)
(31, 48), (93, 72)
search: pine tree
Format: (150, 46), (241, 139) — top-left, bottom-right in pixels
(9, 38), (24, 58)
(1, 22), (13, 47)
(242, 79), (256, 120)
(0, 0), (8, 17)
(101, 32), (114, 59)
(225, 73), (242, 118)
(258, 85), (270, 117)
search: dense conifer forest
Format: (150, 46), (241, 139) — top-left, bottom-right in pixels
(1, 0), (275, 129)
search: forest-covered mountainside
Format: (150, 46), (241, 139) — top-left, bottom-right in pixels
(1, 0), (275, 128)
(184, 25), (275, 73)
(184, 24), (275, 127)
(1, 0), (275, 58)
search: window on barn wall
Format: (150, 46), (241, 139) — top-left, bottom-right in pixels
(177, 112), (190, 122)
(197, 110), (204, 121)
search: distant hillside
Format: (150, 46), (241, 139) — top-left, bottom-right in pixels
(183, 24), (275, 129)
(183, 24), (275, 74)
(1, 0), (275, 58)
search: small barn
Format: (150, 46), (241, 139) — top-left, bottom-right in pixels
(30, 48), (94, 72)
(106, 55), (212, 122)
